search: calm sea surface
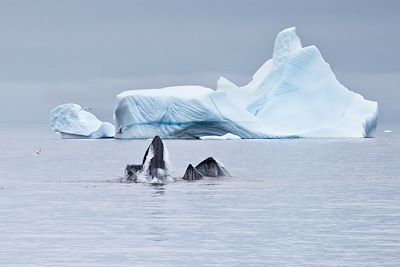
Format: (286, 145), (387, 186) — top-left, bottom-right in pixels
(0, 125), (399, 266)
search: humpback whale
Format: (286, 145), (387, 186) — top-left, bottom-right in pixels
(124, 136), (229, 184)
(182, 164), (204, 181)
(124, 135), (170, 183)
(195, 157), (229, 177)
(142, 135), (168, 179)
(182, 157), (229, 181)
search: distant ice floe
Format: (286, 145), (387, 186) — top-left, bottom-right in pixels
(114, 27), (378, 139)
(50, 103), (114, 139)
(200, 133), (241, 140)
(384, 130), (392, 133)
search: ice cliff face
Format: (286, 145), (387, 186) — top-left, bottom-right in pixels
(50, 103), (114, 139)
(114, 27), (378, 139)
(114, 86), (284, 139)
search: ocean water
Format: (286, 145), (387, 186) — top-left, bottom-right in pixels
(0, 125), (399, 266)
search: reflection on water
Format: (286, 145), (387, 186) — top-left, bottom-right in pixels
(152, 185), (165, 196)
(198, 183), (221, 186)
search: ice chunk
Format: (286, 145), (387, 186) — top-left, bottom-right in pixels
(50, 103), (114, 139)
(89, 122), (115, 139)
(114, 27), (378, 139)
(199, 133), (241, 140)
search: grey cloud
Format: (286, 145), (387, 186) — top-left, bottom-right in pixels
(0, 0), (398, 124)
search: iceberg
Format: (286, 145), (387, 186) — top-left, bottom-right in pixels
(50, 103), (114, 139)
(114, 27), (378, 139)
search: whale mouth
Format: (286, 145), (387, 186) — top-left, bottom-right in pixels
(122, 136), (230, 184)
(122, 135), (173, 184)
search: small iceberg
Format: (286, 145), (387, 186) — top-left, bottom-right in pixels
(384, 130), (392, 133)
(49, 103), (114, 139)
(199, 133), (241, 140)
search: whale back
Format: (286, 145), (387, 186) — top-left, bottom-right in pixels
(182, 164), (204, 181)
(195, 157), (229, 177)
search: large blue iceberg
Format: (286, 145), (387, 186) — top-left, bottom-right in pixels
(50, 103), (114, 139)
(114, 28), (378, 139)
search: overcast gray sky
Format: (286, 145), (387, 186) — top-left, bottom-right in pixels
(0, 0), (399, 124)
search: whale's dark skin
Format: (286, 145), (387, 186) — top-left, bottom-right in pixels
(125, 164), (143, 181)
(182, 164), (204, 181)
(195, 157), (229, 177)
(124, 135), (168, 182)
(142, 135), (167, 179)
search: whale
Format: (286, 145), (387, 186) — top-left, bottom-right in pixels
(182, 157), (229, 181)
(182, 164), (204, 181)
(142, 135), (168, 179)
(123, 136), (229, 184)
(195, 157), (229, 177)
(124, 135), (171, 183)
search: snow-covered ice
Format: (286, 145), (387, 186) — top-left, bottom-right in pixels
(244, 27), (378, 138)
(50, 103), (114, 139)
(200, 133), (241, 140)
(113, 27), (378, 139)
